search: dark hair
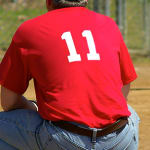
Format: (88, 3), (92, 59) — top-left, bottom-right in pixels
(52, 0), (88, 9)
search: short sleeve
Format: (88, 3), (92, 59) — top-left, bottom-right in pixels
(0, 40), (32, 94)
(119, 36), (137, 85)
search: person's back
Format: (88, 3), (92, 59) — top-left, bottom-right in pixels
(13, 7), (135, 128)
(0, 0), (140, 150)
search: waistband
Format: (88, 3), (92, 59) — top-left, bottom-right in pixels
(51, 117), (128, 141)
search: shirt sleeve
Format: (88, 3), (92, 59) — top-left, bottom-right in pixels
(119, 35), (137, 85)
(0, 39), (32, 94)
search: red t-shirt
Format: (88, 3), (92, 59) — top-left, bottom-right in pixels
(0, 7), (137, 128)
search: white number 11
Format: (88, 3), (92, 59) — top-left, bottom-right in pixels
(61, 30), (100, 63)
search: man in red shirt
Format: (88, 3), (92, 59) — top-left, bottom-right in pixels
(0, 0), (140, 149)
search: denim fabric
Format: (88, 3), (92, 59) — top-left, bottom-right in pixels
(0, 105), (140, 150)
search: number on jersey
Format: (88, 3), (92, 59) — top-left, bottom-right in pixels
(61, 30), (100, 62)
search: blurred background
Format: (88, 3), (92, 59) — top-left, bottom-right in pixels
(0, 0), (150, 150)
(0, 0), (150, 57)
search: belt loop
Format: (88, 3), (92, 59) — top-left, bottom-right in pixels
(91, 128), (97, 143)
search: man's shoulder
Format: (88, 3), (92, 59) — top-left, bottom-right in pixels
(83, 8), (115, 23)
(12, 13), (47, 42)
(85, 9), (118, 29)
(17, 14), (45, 32)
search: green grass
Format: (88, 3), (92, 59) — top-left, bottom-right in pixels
(132, 54), (150, 65)
(126, 0), (145, 49)
(0, 50), (5, 61)
(0, 3), (46, 50)
(0, 0), (149, 55)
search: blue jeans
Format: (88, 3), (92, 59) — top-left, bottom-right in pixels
(0, 105), (140, 150)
